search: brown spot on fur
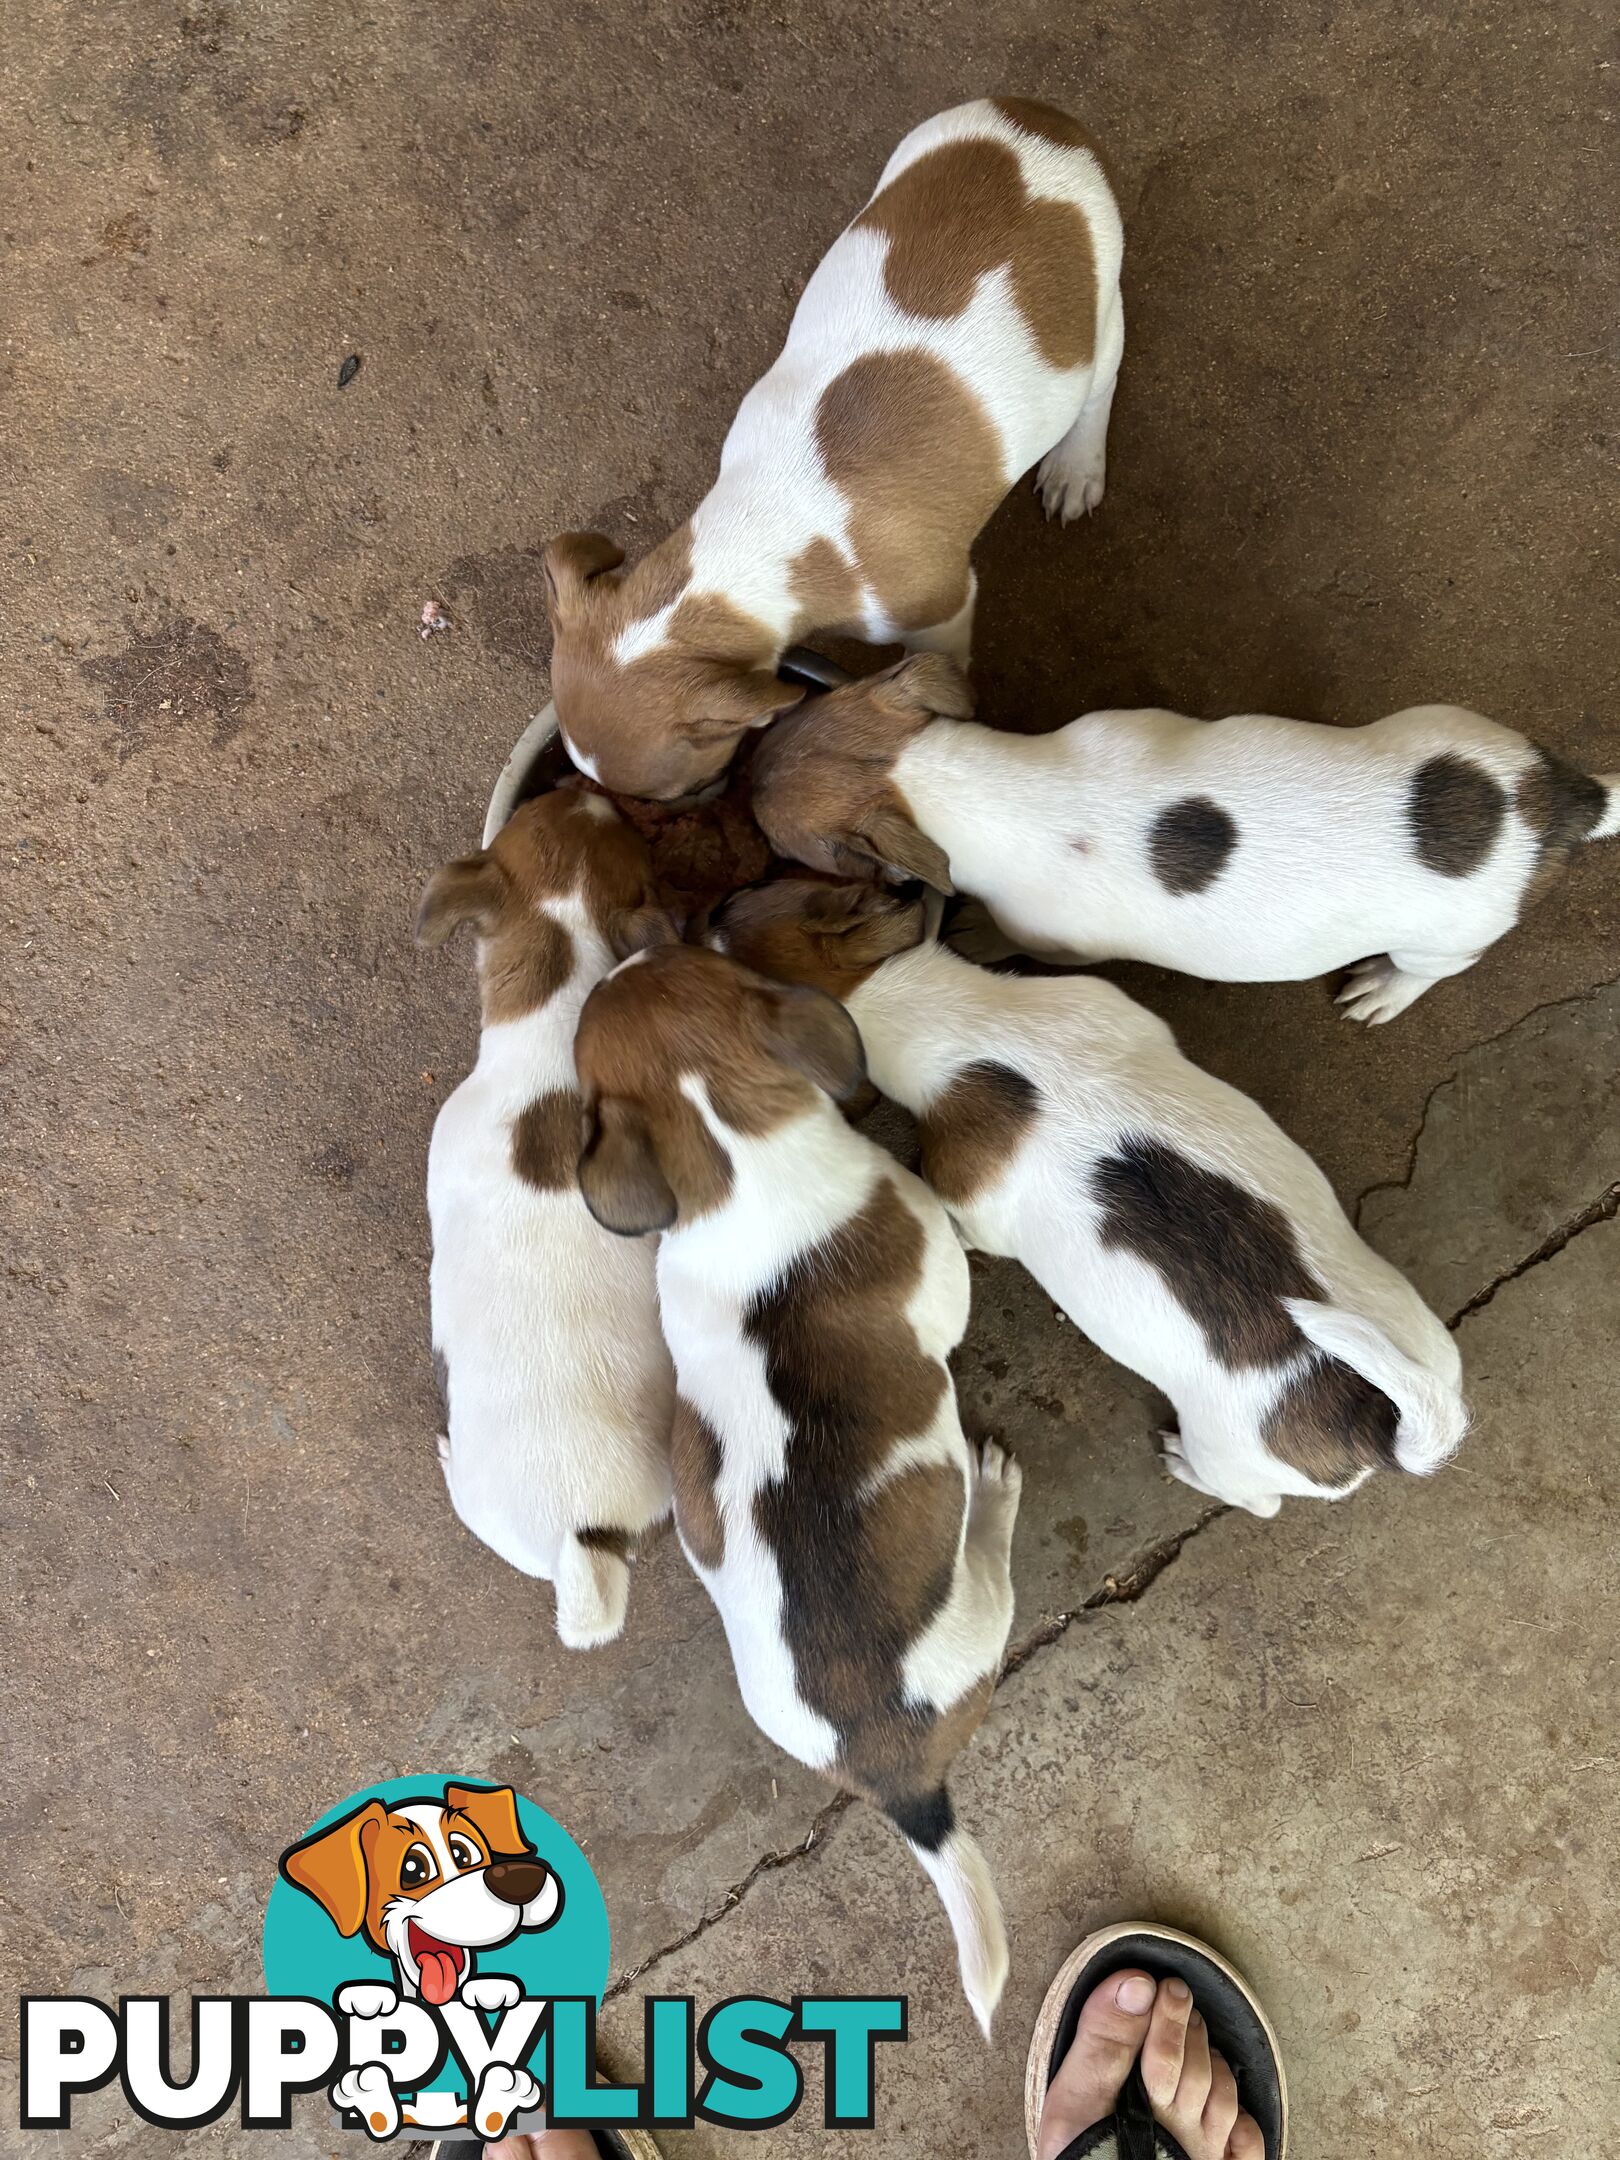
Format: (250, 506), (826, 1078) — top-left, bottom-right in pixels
(511, 1088), (583, 1191)
(750, 655), (973, 882)
(856, 139), (1097, 371)
(1408, 754), (1506, 878)
(576, 1523), (633, 1559)
(544, 523), (804, 800)
(1148, 796), (1239, 896)
(1514, 745), (1608, 910)
(1263, 1357), (1400, 1485)
(920, 1061), (1041, 1207)
(1092, 1136), (1321, 1370)
(575, 945), (863, 1233)
(705, 878), (933, 1001)
(672, 1397), (725, 1570)
(992, 95), (1097, 152)
(816, 351), (1005, 633)
(417, 788), (655, 1025)
(788, 536), (866, 635)
(744, 1180), (974, 1795)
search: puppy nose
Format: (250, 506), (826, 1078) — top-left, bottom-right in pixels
(484, 1858), (548, 1907)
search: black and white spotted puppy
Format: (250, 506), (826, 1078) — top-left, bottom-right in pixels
(748, 657), (1620, 1022)
(702, 877), (1469, 1517)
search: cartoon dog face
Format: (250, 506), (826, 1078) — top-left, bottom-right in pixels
(280, 1784), (563, 2005)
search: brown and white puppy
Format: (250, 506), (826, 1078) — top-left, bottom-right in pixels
(703, 879), (1467, 1518)
(419, 788), (675, 1648)
(543, 97), (1124, 800)
(749, 657), (1620, 1023)
(573, 936), (1021, 2036)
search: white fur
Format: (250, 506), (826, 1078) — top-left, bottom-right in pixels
(640, 100), (1125, 659)
(905, 704), (1618, 1016)
(428, 892), (675, 1646)
(849, 941), (1467, 1517)
(654, 1076), (1018, 2030)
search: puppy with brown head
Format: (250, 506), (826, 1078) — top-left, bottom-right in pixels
(705, 877), (1468, 1519)
(543, 98), (1123, 798)
(755, 646), (1620, 1022)
(417, 787), (675, 1648)
(573, 936), (1021, 2038)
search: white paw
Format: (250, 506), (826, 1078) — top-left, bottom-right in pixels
(459, 1972), (522, 2011)
(335, 1981), (398, 2020)
(1335, 955), (1416, 1026)
(331, 2064), (400, 2140)
(975, 1439), (1023, 1497)
(436, 1432), (451, 1468)
(472, 2062), (542, 2140)
(1036, 450), (1106, 522)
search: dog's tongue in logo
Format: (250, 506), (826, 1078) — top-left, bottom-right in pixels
(409, 1922), (464, 2007)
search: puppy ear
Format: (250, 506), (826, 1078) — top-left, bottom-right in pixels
(875, 652), (975, 720)
(279, 1799), (388, 1937)
(762, 982), (867, 1101)
(687, 666), (806, 734)
(578, 1100), (678, 1235)
(606, 906), (683, 961)
(416, 853), (507, 946)
(858, 808), (955, 895)
(542, 531), (625, 617)
(444, 1782), (532, 1859)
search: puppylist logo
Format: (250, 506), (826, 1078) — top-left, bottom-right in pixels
(19, 1774), (908, 2139)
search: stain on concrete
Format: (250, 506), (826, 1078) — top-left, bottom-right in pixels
(79, 614), (253, 754)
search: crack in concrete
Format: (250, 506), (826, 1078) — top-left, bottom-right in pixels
(1353, 966), (1620, 1227)
(1447, 1181), (1620, 1329)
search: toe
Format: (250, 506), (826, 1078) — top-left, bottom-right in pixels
(1201, 2050), (1241, 2149)
(1227, 2111), (1266, 2159)
(1037, 1969), (1158, 2160)
(1167, 2011), (1215, 2132)
(1139, 1977), (1193, 2109)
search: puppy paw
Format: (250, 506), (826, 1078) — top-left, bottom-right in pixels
(943, 897), (1020, 967)
(1336, 955), (1424, 1026)
(332, 2064), (400, 2140)
(459, 1972), (522, 2011)
(974, 1437), (1020, 1487)
(335, 1981), (398, 2020)
(1036, 448), (1106, 522)
(472, 2062), (542, 2140)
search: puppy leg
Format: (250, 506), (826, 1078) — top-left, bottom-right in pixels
(1336, 946), (1482, 1026)
(1160, 1423), (1281, 1518)
(903, 570), (977, 668)
(1037, 291), (1126, 522)
(963, 1440), (1022, 1635)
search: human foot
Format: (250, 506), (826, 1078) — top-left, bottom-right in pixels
(1037, 1970), (1264, 2160)
(483, 2131), (600, 2160)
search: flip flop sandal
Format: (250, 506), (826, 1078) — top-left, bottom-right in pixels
(1024, 1922), (1287, 2160)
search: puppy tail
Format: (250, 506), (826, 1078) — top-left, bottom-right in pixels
(553, 1533), (631, 1650)
(1589, 776), (1620, 841)
(1284, 1299), (1468, 1476)
(885, 1787), (1007, 2040)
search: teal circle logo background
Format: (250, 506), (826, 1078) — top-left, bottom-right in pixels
(263, 1774), (609, 2099)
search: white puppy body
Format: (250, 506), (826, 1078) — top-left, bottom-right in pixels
(841, 938), (1467, 1516)
(896, 703), (1620, 1018)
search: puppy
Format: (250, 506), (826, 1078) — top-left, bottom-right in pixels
(542, 97), (1124, 800)
(749, 656), (1620, 1022)
(702, 878), (1469, 1517)
(573, 935), (1020, 2035)
(417, 788), (675, 1648)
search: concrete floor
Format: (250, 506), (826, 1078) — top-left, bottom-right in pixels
(3, 1), (1617, 2154)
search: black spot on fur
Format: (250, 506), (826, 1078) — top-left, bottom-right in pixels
(1408, 755), (1506, 877)
(884, 1785), (954, 1852)
(1092, 1136), (1317, 1368)
(432, 1347), (450, 1414)
(1148, 797), (1238, 895)
(1515, 746), (1608, 904)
